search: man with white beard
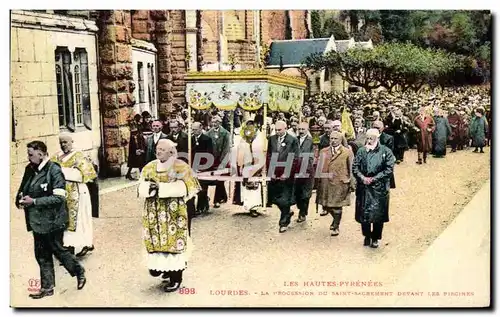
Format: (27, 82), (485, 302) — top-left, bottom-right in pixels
(353, 129), (395, 248)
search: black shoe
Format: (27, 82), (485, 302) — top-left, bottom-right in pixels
(297, 216), (306, 223)
(29, 289), (54, 299)
(87, 245), (95, 252)
(76, 247), (89, 257)
(363, 237), (371, 246)
(370, 240), (379, 248)
(77, 273), (86, 290)
(416, 160), (422, 165)
(250, 210), (260, 218)
(66, 246), (75, 256)
(214, 203), (220, 208)
(164, 281), (181, 292)
(480, 150), (485, 153)
(473, 149), (478, 153)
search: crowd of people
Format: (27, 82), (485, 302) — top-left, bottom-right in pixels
(16, 84), (490, 297)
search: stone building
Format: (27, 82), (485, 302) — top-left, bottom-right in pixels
(266, 36), (373, 94)
(10, 9), (310, 182)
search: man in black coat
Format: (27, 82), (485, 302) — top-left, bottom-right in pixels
(145, 120), (169, 164)
(373, 121), (396, 189)
(318, 120), (332, 151)
(294, 122), (314, 223)
(353, 129), (396, 248)
(191, 122), (214, 216)
(167, 120), (189, 163)
(267, 121), (299, 233)
(383, 109), (409, 163)
(16, 141), (86, 299)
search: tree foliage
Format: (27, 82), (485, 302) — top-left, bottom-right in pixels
(310, 10), (349, 40)
(304, 42), (469, 92)
(334, 10), (491, 84)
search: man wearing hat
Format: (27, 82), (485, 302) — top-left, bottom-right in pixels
(414, 107), (436, 164)
(447, 105), (462, 152)
(469, 106), (488, 153)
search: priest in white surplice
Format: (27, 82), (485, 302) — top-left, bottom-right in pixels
(51, 134), (97, 257)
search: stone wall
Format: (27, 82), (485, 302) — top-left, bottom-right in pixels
(200, 11), (220, 65)
(151, 10), (174, 115)
(290, 10), (309, 39)
(131, 10), (153, 41)
(97, 10), (135, 177)
(10, 10), (101, 187)
(260, 11), (287, 44)
(170, 10), (187, 107)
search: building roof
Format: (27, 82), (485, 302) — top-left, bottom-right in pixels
(355, 41), (373, 49)
(334, 40), (352, 53)
(268, 38), (330, 67)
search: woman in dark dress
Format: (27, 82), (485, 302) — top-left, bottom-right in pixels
(126, 115), (146, 180)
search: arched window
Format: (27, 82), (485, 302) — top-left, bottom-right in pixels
(54, 47), (92, 131)
(324, 68), (331, 81)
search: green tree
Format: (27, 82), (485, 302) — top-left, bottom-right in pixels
(311, 10), (349, 39)
(311, 11), (322, 38)
(378, 10), (412, 43)
(304, 42), (466, 93)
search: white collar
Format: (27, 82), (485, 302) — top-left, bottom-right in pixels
(331, 145), (341, 153)
(38, 157), (50, 171)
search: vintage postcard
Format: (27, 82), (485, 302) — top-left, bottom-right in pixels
(9, 8), (491, 308)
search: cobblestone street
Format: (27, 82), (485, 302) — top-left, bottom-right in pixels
(10, 148), (490, 307)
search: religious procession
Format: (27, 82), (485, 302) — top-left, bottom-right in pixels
(10, 9), (491, 306)
(15, 80), (491, 297)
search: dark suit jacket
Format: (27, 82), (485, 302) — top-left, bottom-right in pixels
(16, 160), (68, 234)
(380, 132), (394, 153)
(297, 134), (314, 175)
(380, 132), (396, 189)
(168, 131), (189, 163)
(145, 132), (169, 163)
(207, 126), (231, 167)
(191, 133), (214, 171)
(319, 133), (330, 150)
(296, 134), (315, 199)
(266, 133), (300, 179)
(266, 133), (299, 206)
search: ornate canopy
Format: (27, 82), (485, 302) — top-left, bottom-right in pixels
(185, 70), (306, 113)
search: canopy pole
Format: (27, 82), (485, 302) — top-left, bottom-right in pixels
(229, 110), (234, 201)
(262, 103), (268, 213)
(188, 105), (192, 167)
